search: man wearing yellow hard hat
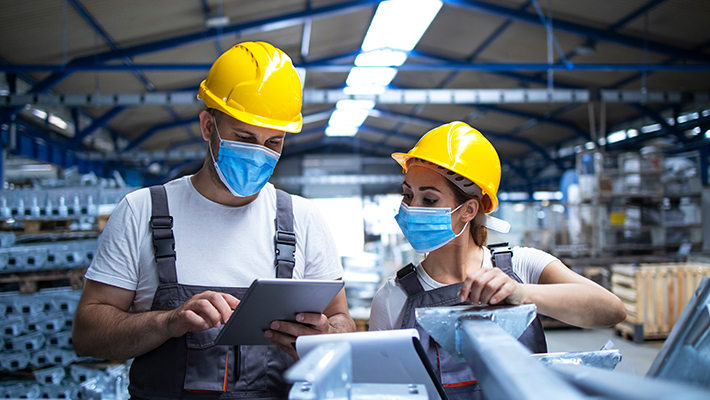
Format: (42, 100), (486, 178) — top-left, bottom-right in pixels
(73, 42), (355, 399)
(370, 121), (626, 399)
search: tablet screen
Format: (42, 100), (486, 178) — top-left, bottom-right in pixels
(214, 279), (344, 346)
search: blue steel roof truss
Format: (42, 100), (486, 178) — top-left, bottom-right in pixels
(0, 0), (706, 187)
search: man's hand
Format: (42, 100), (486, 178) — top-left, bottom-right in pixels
(164, 291), (240, 338)
(264, 312), (330, 359)
(264, 287), (355, 360)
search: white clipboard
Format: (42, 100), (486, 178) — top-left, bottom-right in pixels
(296, 329), (449, 400)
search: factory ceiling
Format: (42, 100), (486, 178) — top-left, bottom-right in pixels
(1, 0), (710, 191)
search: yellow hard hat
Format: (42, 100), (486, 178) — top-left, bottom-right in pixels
(392, 121), (501, 213)
(198, 41), (303, 133)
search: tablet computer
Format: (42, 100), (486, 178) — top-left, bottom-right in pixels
(214, 279), (344, 346)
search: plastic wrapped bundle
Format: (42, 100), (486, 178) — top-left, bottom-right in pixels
(11, 331), (46, 352)
(33, 365), (66, 385)
(1, 350), (30, 371)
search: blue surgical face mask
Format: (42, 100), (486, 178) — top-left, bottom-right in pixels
(208, 119), (280, 197)
(395, 202), (469, 254)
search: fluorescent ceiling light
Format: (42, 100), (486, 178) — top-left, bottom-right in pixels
(533, 191), (563, 201)
(626, 129), (638, 138)
(32, 109), (47, 119)
(361, 0), (443, 51)
(641, 123), (661, 133)
(585, 142), (595, 150)
(48, 115), (67, 130)
(702, 109), (710, 117)
(607, 130), (626, 144)
(205, 15), (230, 28)
(325, 126), (358, 137)
(336, 100), (375, 110)
(343, 84), (386, 95)
(355, 50), (408, 67)
(508, 192), (530, 201)
(346, 67), (397, 86)
(328, 108), (369, 127)
(690, 126), (701, 136)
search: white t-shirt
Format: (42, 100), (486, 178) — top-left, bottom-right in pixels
(369, 246), (557, 331)
(85, 177), (343, 312)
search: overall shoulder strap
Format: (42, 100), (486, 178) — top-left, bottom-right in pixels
(488, 242), (522, 283)
(396, 263), (425, 296)
(274, 189), (296, 279)
(149, 185), (177, 284)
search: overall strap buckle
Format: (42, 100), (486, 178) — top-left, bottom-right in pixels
(275, 230), (296, 264)
(150, 215), (175, 259)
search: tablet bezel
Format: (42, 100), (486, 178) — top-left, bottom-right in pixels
(214, 278), (344, 346)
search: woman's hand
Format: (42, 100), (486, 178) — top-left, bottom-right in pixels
(458, 268), (528, 305)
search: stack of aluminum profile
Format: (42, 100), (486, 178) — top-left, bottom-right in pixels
(0, 289), (82, 372)
(0, 187), (135, 220)
(0, 289), (132, 398)
(0, 239), (98, 272)
(0, 363), (130, 399)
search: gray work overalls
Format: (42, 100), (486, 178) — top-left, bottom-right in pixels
(397, 244), (548, 400)
(129, 186), (298, 400)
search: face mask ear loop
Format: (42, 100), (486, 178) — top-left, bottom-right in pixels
(450, 202), (471, 238)
(453, 220), (470, 238)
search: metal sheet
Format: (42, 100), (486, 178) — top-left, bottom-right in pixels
(457, 320), (586, 400)
(415, 304), (537, 362)
(532, 349), (622, 370)
(551, 363), (710, 400)
(646, 276), (710, 389)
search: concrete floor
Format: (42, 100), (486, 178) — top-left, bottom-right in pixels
(545, 327), (664, 375)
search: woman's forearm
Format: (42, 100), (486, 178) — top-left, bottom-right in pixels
(523, 283), (626, 328)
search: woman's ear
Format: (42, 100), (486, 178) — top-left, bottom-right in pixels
(199, 110), (214, 141)
(461, 198), (480, 222)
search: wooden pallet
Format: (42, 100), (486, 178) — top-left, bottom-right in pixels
(0, 267), (87, 294)
(612, 262), (710, 342)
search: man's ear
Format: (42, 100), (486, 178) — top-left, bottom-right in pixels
(199, 110), (215, 141)
(461, 198), (480, 222)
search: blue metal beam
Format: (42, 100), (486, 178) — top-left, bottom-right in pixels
(6, 120), (112, 177)
(123, 116), (200, 152)
(68, 106), (125, 147)
(630, 104), (685, 141)
(441, 0), (710, 63)
(200, 0), (224, 55)
(470, 104), (590, 140)
(69, 0), (200, 141)
(609, 0), (667, 31)
(410, 50), (583, 89)
(24, 0), (381, 96)
(606, 113), (710, 151)
(13, 62), (710, 73)
(371, 108), (564, 169)
(610, 39), (710, 89)
(6, 62), (710, 73)
(281, 136), (396, 157)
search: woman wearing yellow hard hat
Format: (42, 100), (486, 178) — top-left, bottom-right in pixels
(370, 121), (626, 399)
